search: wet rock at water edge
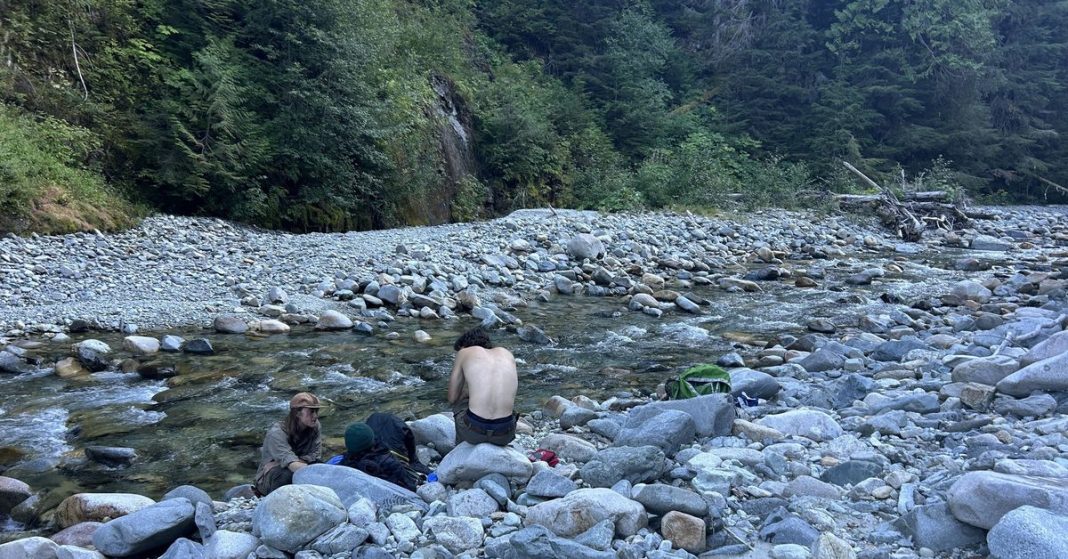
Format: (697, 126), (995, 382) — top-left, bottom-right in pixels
(85, 446), (138, 468)
(123, 335), (160, 355)
(182, 339), (214, 354)
(0, 475), (31, 514)
(56, 493), (156, 528)
(213, 315), (248, 334)
(314, 310), (354, 330)
(72, 339), (111, 372)
(161, 335), (185, 352)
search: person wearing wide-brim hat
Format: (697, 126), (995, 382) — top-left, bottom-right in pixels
(254, 392), (323, 496)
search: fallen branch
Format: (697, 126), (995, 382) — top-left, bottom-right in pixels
(1033, 175), (1068, 197)
(69, 22), (88, 101)
(842, 161), (924, 241)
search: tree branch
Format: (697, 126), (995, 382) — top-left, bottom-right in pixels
(69, 21), (88, 101)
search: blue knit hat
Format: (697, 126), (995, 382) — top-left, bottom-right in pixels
(345, 422), (375, 454)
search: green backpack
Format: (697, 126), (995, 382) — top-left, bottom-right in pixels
(666, 364), (732, 399)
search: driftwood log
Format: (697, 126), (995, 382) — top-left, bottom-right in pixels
(837, 162), (974, 240)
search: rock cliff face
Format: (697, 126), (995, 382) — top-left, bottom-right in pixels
(397, 75), (476, 226)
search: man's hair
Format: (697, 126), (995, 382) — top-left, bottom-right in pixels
(454, 327), (493, 351)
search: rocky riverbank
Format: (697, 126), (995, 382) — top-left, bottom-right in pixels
(1, 206), (1068, 558)
(0, 205), (1059, 337)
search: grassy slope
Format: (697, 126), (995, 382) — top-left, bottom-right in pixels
(0, 104), (139, 235)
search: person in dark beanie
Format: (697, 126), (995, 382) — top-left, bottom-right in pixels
(254, 392), (323, 496)
(339, 422), (416, 490)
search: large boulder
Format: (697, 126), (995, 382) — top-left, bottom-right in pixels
(91, 498), (196, 557)
(56, 493), (155, 528)
(315, 310), (353, 331)
(122, 336), (160, 355)
(251, 484), (346, 553)
(970, 234), (1012, 251)
(212, 315), (248, 334)
(525, 470), (578, 499)
(203, 530), (259, 559)
(614, 409), (696, 454)
(0, 476), (31, 515)
(892, 502), (985, 552)
(631, 484), (707, 517)
(525, 488), (647, 538)
(756, 409), (843, 442)
(293, 464), (425, 511)
(567, 234), (605, 260)
(505, 525), (616, 559)
(951, 280), (993, 303)
(1021, 330), (1068, 366)
(422, 516), (485, 555)
(987, 505), (1068, 559)
(947, 472), (1068, 529)
(621, 394), (734, 438)
(579, 446), (667, 488)
(951, 355), (1020, 385)
(538, 434), (598, 464)
(408, 414), (456, 454)
(73, 340), (111, 372)
(0, 352), (34, 374)
(729, 369), (781, 400)
(996, 352), (1068, 396)
(870, 337), (928, 362)
(50, 522), (103, 548)
(437, 443), (533, 485)
(0, 537), (59, 559)
(660, 511), (706, 554)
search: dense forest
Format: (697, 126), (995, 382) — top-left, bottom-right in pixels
(1, 0), (1066, 233)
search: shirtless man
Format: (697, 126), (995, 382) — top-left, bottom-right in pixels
(448, 327), (518, 445)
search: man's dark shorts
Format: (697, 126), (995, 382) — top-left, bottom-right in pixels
(453, 404), (516, 446)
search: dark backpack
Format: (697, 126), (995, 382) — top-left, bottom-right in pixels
(364, 412), (429, 475)
(665, 364), (732, 399)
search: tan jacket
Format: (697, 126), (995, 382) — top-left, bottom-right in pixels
(256, 421), (321, 474)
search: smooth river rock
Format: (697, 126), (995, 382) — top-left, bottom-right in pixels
(252, 484), (346, 553)
(996, 351), (1068, 396)
(525, 488), (648, 538)
(756, 409), (843, 442)
(56, 493), (155, 528)
(91, 498), (196, 557)
(947, 471), (1068, 529)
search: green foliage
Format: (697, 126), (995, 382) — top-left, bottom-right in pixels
(0, 104), (135, 232)
(2, 0), (1067, 234)
(451, 176), (489, 221)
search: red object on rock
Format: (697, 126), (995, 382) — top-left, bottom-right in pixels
(527, 449), (559, 467)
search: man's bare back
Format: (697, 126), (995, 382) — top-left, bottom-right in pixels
(448, 346), (517, 420)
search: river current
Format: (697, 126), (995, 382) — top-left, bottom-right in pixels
(0, 245), (1007, 517)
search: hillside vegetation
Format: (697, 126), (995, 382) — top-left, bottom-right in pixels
(2, 0), (1066, 233)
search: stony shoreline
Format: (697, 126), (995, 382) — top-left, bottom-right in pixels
(2, 205), (1041, 335)
(1, 206), (1068, 558)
